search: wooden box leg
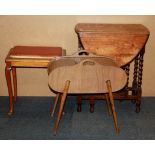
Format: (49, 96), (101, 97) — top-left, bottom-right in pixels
(51, 93), (60, 117)
(105, 94), (112, 116)
(106, 80), (119, 134)
(53, 80), (70, 135)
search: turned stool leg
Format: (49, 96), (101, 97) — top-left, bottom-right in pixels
(53, 80), (70, 135)
(105, 94), (112, 116)
(106, 80), (119, 134)
(51, 93), (60, 117)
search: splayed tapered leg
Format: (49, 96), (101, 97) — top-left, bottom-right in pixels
(105, 93), (112, 116)
(51, 93), (60, 117)
(53, 80), (70, 135)
(106, 80), (119, 134)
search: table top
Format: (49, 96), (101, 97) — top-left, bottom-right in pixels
(75, 23), (150, 66)
(75, 23), (149, 34)
(48, 56), (127, 94)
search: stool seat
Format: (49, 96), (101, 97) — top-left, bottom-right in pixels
(6, 46), (66, 68)
(5, 45), (65, 115)
(8, 46), (63, 59)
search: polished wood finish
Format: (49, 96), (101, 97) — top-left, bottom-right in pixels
(75, 23), (150, 113)
(75, 23), (149, 67)
(48, 56), (127, 134)
(5, 46), (65, 115)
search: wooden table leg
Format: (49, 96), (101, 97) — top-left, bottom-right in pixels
(135, 87), (142, 113)
(5, 64), (14, 115)
(90, 96), (95, 113)
(77, 96), (82, 112)
(12, 67), (17, 102)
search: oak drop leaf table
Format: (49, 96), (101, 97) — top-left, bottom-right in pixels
(75, 23), (150, 113)
(5, 46), (65, 115)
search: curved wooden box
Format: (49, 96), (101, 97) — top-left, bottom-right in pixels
(75, 23), (150, 66)
(48, 57), (127, 94)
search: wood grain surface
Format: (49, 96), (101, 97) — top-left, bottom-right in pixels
(75, 23), (150, 66)
(48, 57), (127, 94)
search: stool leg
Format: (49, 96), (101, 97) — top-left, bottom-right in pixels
(59, 94), (65, 115)
(5, 65), (14, 115)
(12, 67), (17, 102)
(51, 93), (60, 117)
(106, 80), (119, 134)
(105, 94), (112, 116)
(53, 80), (70, 135)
